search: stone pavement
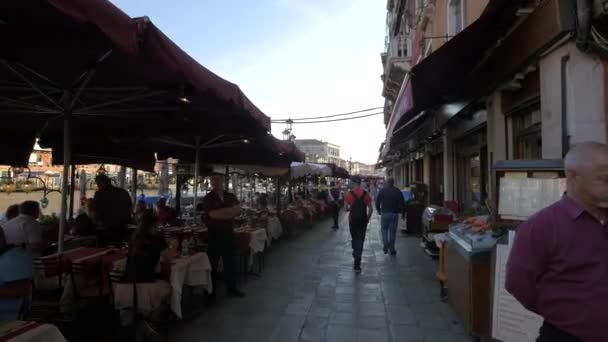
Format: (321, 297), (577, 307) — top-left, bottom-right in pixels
(171, 213), (474, 342)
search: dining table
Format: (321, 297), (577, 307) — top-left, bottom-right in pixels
(0, 321), (66, 342)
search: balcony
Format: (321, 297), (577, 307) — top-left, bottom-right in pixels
(381, 34), (411, 103)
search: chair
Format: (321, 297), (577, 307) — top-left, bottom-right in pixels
(27, 256), (69, 322)
(70, 261), (105, 300)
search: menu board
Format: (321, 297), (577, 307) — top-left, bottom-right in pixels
(492, 243), (543, 341)
(498, 176), (566, 220)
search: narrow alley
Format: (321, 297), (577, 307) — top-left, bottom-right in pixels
(171, 214), (474, 342)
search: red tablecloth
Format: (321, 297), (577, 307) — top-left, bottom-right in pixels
(38, 247), (111, 277)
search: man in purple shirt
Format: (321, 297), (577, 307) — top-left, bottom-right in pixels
(506, 141), (608, 342)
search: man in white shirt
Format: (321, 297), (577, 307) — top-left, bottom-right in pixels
(2, 201), (43, 256)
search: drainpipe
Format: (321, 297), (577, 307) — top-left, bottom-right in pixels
(576, 0), (592, 52)
(561, 55), (571, 157)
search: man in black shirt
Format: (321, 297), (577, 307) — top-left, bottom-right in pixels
(200, 174), (245, 302)
(93, 174), (132, 244)
(375, 178), (405, 255)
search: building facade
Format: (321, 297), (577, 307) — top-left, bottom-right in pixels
(295, 139), (342, 164)
(380, 0), (608, 212)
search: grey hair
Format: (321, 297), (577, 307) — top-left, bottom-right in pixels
(564, 141), (608, 173)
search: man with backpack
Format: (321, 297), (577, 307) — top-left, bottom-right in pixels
(344, 176), (373, 273)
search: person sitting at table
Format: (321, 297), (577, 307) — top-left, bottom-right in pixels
(126, 209), (172, 282)
(2, 201), (44, 257)
(155, 198), (176, 226)
(72, 199), (96, 236)
(133, 200), (147, 226)
(93, 174), (132, 245)
(0, 229), (33, 320)
(200, 174), (245, 303)
(0, 204), (19, 226)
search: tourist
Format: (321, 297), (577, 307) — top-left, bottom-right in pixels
(2, 201), (44, 257)
(375, 178), (405, 255)
(133, 200), (147, 226)
(155, 198), (176, 226)
(200, 174), (245, 302)
(344, 176), (373, 273)
(0, 229), (33, 320)
(0, 204), (19, 226)
(328, 181), (341, 230)
(72, 199), (96, 236)
(126, 209), (171, 282)
(93, 174), (132, 244)
(506, 142), (608, 342)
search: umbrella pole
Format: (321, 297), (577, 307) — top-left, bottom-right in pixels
(192, 137), (201, 222)
(118, 166), (127, 189)
(225, 166), (229, 191)
(58, 109), (72, 253)
(131, 168), (137, 205)
(68, 164), (76, 222)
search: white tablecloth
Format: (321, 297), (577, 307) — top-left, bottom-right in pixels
(265, 217), (283, 245)
(169, 252), (212, 318)
(248, 229), (268, 254)
(0, 321), (66, 342)
(112, 252), (212, 319)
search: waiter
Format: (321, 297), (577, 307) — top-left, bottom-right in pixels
(200, 174), (245, 303)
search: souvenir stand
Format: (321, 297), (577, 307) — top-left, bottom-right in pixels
(489, 159), (565, 342)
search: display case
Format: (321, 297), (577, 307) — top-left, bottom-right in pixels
(421, 205), (456, 256)
(448, 222), (498, 262)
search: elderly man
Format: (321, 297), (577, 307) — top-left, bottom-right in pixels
(506, 141), (608, 342)
(2, 201), (44, 257)
(0, 229), (33, 320)
(200, 174), (245, 302)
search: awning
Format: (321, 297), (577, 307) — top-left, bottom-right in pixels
(381, 0), (525, 158)
(289, 162), (332, 179)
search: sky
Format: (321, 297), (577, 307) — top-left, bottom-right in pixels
(110, 0), (387, 164)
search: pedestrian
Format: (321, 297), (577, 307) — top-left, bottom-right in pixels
(375, 178), (405, 255)
(506, 141), (608, 342)
(344, 176), (373, 273)
(93, 174), (132, 245)
(199, 174), (245, 304)
(328, 181), (341, 230)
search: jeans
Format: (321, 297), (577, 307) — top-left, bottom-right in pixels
(380, 213), (399, 252)
(330, 202), (340, 227)
(349, 220), (367, 266)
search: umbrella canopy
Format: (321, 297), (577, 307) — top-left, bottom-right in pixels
(156, 134), (304, 169)
(1, 0), (271, 166)
(290, 162), (332, 179)
(322, 163), (351, 179)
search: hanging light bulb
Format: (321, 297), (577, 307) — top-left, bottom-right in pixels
(5, 183), (15, 194)
(23, 180), (33, 194)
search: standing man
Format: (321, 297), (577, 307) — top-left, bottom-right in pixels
(200, 174), (245, 303)
(375, 178), (405, 255)
(344, 176), (373, 273)
(93, 174), (132, 244)
(506, 142), (608, 342)
(328, 181), (341, 230)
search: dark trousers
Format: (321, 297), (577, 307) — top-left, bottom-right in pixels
(208, 229), (237, 294)
(537, 322), (581, 342)
(331, 202), (340, 227)
(349, 220), (367, 266)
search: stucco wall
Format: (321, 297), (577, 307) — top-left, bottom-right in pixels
(540, 42), (606, 158)
(465, 0), (488, 26)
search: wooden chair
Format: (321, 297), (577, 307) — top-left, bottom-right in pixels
(27, 255), (69, 322)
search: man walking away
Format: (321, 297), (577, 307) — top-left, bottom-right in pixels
(344, 176), (373, 273)
(328, 182), (341, 230)
(376, 178), (405, 255)
(506, 142), (608, 342)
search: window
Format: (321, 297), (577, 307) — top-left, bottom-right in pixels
(448, 0), (464, 36)
(513, 109), (542, 159)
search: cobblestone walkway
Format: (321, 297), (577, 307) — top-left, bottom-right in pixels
(171, 214), (474, 342)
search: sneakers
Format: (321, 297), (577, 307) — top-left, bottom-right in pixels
(353, 262), (362, 273)
(390, 250), (397, 255)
